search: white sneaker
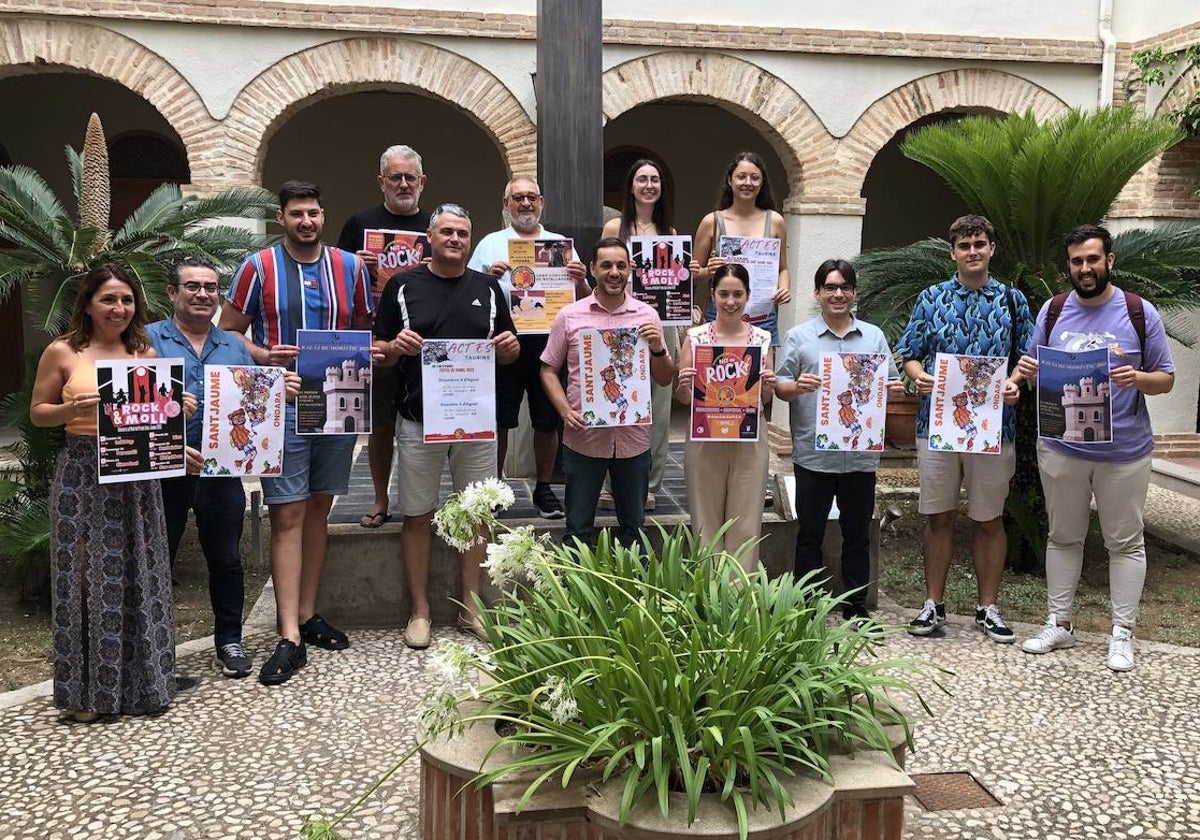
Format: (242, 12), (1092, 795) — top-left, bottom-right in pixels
(1107, 626), (1135, 672)
(1021, 615), (1076, 654)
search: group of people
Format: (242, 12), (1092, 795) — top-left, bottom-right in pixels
(32, 144), (1173, 723)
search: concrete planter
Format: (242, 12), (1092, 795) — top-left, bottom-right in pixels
(420, 719), (913, 840)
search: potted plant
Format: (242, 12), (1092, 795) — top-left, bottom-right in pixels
(302, 479), (934, 840)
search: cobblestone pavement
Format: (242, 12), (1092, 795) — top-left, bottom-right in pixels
(2, 481), (1199, 839)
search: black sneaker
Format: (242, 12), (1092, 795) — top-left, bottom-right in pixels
(216, 642), (253, 678)
(907, 599), (946, 636)
(533, 483), (565, 520)
(259, 639), (307, 686)
(975, 604), (1015, 644)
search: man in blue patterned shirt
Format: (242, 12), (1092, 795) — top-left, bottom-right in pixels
(895, 215), (1033, 644)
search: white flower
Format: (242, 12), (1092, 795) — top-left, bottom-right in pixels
(461, 478), (516, 517)
(524, 552), (560, 594)
(433, 502), (484, 552)
(484, 526), (550, 588)
(418, 686), (463, 739)
(427, 640), (477, 687)
(542, 675), (579, 725)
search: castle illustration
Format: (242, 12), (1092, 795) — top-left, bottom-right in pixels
(323, 358), (371, 433)
(1061, 375), (1110, 442)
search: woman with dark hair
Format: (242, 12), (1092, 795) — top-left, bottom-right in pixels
(31, 264), (187, 722)
(675, 263), (775, 570)
(693, 151), (791, 348)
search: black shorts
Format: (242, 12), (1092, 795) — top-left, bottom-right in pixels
(497, 334), (559, 432)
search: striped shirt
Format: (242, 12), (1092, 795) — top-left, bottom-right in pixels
(225, 244), (372, 348)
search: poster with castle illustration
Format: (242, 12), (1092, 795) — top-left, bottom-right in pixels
(201, 365), (287, 476)
(96, 358), (187, 484)
(295, 330), (373, 435)
(927, 352), (1006, 454)
(421, 339), (496, 443)
(577, 327), (652, 428)
(1036, 346), (1112, 443)
(814, 352), (888, 451)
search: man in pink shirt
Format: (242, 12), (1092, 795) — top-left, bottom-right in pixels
(541, 238), (675, 546)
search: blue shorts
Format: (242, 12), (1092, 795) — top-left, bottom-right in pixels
(261, 407), (357, 504)
(705, 303), (779, 346)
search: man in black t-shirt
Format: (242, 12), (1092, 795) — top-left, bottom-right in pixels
(337, 144), (433, 529)
(373, 203), (519, 650)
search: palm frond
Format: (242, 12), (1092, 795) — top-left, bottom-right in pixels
(854, 238), (955, 344)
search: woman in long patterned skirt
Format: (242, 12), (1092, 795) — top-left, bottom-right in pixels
(31, 264), (179, 722)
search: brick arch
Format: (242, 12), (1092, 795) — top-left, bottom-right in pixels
(602, 52), (832, 212)
(223, 38), (536, 185)
(836, 69), (1070, 202)
(1152, 62), (1200, 121)
(0, 18), (215, 183)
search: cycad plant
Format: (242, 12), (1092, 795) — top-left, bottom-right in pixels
(855, 106), (1200, 570)
(0, 112), (278, 598)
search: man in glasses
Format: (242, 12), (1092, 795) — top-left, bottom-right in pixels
(896, 214), (1033, 644)
(374, 203), (519, 649)
(337, 145), (432, 529)
(468, 177), (589, 520)
(148, 256), (300, 679)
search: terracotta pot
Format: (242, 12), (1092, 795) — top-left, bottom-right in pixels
(885, 392), (919, 450)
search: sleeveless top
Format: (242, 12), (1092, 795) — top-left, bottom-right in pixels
(714, 208), (773, 240)
(62, 358), (99, 437)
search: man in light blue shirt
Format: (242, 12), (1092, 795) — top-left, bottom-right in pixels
(776, 259), (900, 623)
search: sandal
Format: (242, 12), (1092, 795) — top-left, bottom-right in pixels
(259, 638), (307, 685)
(300, 613), (350, 651)
(360, 510), (391, 528)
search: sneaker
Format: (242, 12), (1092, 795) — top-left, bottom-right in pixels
(907, 599), (946, 636)
(845, 606), (884, 640)
(216, 642), (253, 678)
(533, 483), (565, 520)
(1021, 615), (1076, 654)
(644, 492), (656, 512)
(975, 604), (1015, 644)
(259, 639), (307, 686)
(598, 489), (615, 511)
(1107, 626), (1135, 672)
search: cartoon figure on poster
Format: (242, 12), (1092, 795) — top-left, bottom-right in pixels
(815, 352), (888, 451)
(579, 327), (651, 427)
(202, 365), (287, 476)
(928, 352), (1006, 454)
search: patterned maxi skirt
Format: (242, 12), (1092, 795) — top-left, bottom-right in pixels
(49, 435), (177, 715)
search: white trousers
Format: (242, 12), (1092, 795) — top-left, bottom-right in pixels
(1037, 442), (1151, 628)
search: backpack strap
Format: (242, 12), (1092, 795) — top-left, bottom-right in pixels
(1044, 292), (1070, 342)
(1123, 290), (1146, 357)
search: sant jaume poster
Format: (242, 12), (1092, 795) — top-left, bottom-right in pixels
(1036, 346), (1112, 443)
(927, 352), (1006, 454)
(689, 344), (761, 442)
(296, 330), (373, 435)
(507, 238), (576, 334)
(96, 357), (187, 484)
(577, 327), (652, 427)
(362, 229), (428, 306)
(716, 235), (779, 319)
(629, 235), (692, 326)
(201, 365), (287, 476)
(814, 352), (888, 451)
(420, 339), (497, 443)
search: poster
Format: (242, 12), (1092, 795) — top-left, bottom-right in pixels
(420, 339), (497, 443)
(96, 357), (187, 484)
(362, 228), (428, 305)
(295, 330), (373, 435)
(1036, 346), (1112, 443)
(814, 352), (889, 451)
(201, 365), (288, 476)
(716, 235), (780, 319)
(927, 352), (1006, 454)
(629, 235), (693, 326)
(507, 238), (576, 334)
(689, 344), (762, 442)
(577, 327), (652, 427)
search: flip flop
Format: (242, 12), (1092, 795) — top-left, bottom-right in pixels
(360, 511), (392, 528)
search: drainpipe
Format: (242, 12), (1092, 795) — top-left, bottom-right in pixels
(1098, 0), (1116, 108)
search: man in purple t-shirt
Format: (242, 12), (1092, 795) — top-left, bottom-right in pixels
(1013, 224), (1175, 672)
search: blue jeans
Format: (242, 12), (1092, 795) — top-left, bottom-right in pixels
(562, 446), (651, 548)
(161, 475), (247, 647)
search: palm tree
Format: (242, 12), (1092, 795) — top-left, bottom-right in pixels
(0, 113), (278, 597)
(855, 107), (1200, 570)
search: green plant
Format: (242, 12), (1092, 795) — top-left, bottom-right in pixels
(301, 480), (937, 840)
(1132, 43), (1200, 137)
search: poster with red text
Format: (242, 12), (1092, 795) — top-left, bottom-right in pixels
(689, 344), (761, 442)
(814, 352), (888, 451)
(96, 358), (187, 484)
(201, 365), (287, 476)
(363, 229), (428, 304)
(927, 352), (1006, 454)
(716, 235), (779, 319)
(420, 339), (497, 443)
(577, 327), (651, 427)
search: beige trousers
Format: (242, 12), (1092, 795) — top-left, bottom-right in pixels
(684, 435), (770, 570)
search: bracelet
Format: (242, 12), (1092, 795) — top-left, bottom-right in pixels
(650, 347), (667, 358)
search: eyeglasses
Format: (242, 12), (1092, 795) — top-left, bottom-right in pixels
(507, 193), (542, 204)
(633, 175), (661, 185)
(173, 282), (221, 294)
(383, 172), (421, 184)
(732, 173), (763, 184)
(433, 203), (470, 218)
(821, 283), (855, 295)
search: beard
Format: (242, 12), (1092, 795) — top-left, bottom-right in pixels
(510, 211), (540, 233)
(1071, 265), (1110, 299)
